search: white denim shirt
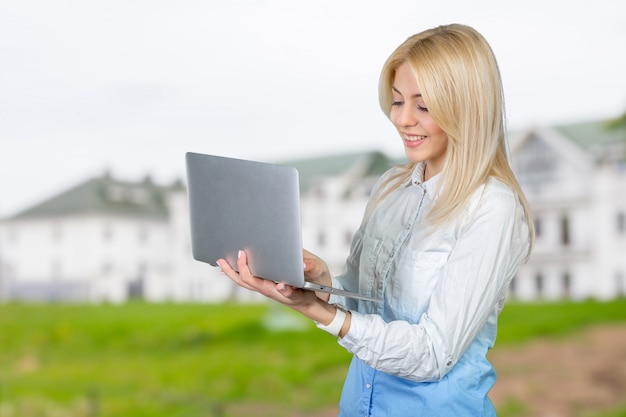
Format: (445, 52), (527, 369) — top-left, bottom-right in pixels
(328, 162), (531, 416)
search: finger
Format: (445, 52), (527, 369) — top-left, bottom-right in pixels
(217, 258), (256, 292)
(303, 258), (323, 280)
(302, 249), (319, 274)
(274, 282), (318, 306)
(236, 250), (256, 282)
(235, 250), (279, 293)
(216, 258), (233, 274)
(276, 282), (297, 297)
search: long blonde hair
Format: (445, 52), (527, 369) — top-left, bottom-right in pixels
(375, 24), (534, 244)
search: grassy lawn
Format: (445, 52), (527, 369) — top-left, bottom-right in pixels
(496, 298), (626, 344)
(1, 298), (625, 417)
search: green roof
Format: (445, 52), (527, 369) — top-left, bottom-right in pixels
(554, 119), (626, 150)
(279, 151), (405, 192)
(10, 174), (173, 220)
(8, 152), (403, 220)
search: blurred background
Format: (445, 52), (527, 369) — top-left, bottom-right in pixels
(1, 1), (625, 416)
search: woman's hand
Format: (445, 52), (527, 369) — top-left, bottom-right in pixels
(303, 249), (332, 285)
(217, 249), (349, 336)
(217, 250), (318, 308)
(302, 249), (333, 302)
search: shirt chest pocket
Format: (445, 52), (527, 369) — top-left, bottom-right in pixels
(392, 251), (449, 320)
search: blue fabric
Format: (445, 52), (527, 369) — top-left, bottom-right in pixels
(338, 339), (498, 417)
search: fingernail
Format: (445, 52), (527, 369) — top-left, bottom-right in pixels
(303, 262), (307, 270)
(238, 250), (242, 259)
(278, 283), (286, 292)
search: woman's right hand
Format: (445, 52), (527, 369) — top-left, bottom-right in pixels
(303, 249), (332, 301)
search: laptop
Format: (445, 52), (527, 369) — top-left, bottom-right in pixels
(185, 152), (380, 302)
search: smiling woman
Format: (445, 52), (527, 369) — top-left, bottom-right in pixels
(217, 23), (535, 417)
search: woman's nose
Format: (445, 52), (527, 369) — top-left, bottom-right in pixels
(395, 106), (418, 127)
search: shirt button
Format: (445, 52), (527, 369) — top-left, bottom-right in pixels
(366, 383), (372, 389)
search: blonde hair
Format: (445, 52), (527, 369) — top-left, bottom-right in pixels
(374, 24), (534, 244)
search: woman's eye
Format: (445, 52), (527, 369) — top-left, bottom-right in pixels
(417, 104), (429, 112)
(392, 101), (403, 106)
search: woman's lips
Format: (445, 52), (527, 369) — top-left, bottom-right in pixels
(403, 133), (427, 147)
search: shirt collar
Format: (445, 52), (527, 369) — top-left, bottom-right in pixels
(407, 162), (441, 195)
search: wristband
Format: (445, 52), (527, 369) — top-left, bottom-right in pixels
(315, 305), (347, 337)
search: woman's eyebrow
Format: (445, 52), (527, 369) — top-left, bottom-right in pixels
(392, 86), (422, 98)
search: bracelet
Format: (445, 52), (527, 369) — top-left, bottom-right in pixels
(315, 305), (347, 337)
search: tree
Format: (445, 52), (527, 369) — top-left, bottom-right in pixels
(606, 108), (626, 130)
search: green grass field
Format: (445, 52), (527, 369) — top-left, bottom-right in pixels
(1, 299), (625, 417)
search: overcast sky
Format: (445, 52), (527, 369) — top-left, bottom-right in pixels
(1, 0), (625, 217)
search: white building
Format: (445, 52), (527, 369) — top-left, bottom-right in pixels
(0, 152), (395, 303)
(1, 118), (625, 303)
(510, 119), (626, 301)
(0, 173), (238, 303)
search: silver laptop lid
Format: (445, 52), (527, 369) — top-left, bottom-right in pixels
(185, 152), (305, 287)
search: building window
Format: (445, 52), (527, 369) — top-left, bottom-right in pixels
(515, 134), (558, 188)
(107, 186), (150, 205)
(562, 271), (571, 298)
(535, 273), (544, 297)
(560, 215), (570, 246)
(509, 275), (517, 297)
(129, 188), (150, 205)
(108, 186), (125, 202)
(617, 212), (625, 234)
(128, 263), (146, 299)
(617, 272), (625, 297)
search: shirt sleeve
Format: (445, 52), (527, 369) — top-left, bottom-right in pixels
(338, 186), (531, 382)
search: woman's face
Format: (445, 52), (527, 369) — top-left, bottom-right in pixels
(390, 62), (448, 178)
